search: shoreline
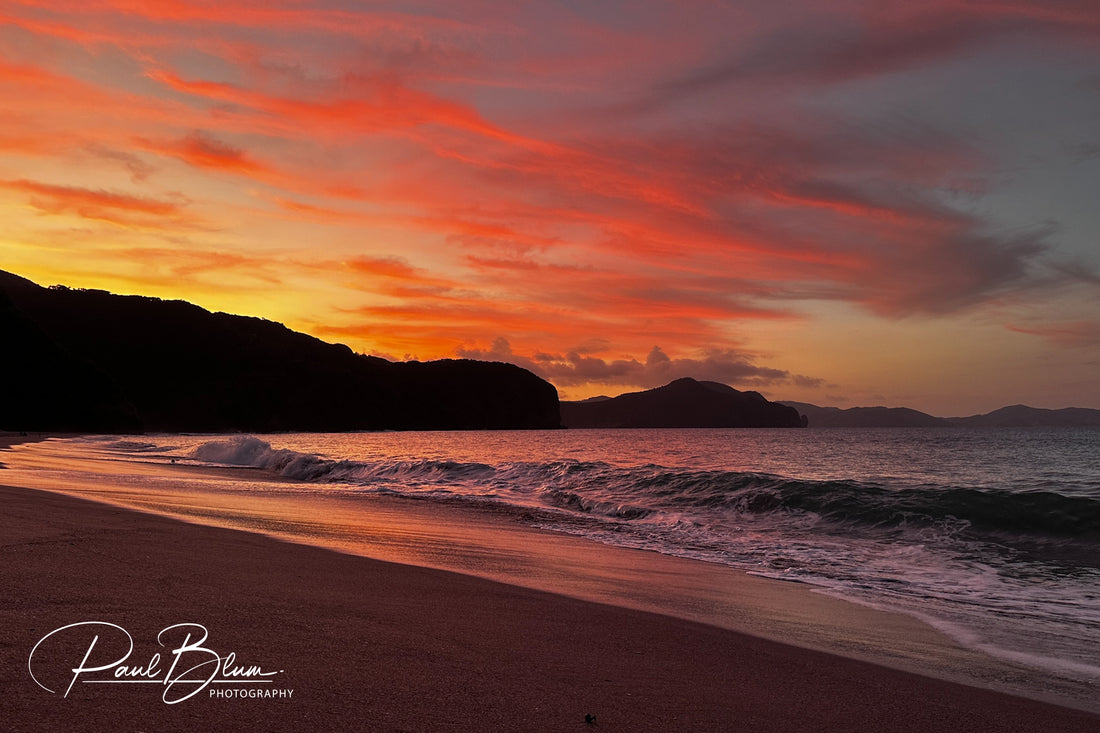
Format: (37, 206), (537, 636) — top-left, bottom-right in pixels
(3, 435), (1099, 727)
(2, 484), (1098, 731)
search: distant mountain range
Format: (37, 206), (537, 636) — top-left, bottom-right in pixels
(0, 270), (560, 432)
(562, 382), (1100, 429)
(780, 401), (1100, 428)
(560, 378), (804, 428)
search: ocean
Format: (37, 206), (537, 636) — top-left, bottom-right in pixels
(6, 427), (1099, 695)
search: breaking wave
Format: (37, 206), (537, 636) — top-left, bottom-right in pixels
(185, 436), (1100, 555)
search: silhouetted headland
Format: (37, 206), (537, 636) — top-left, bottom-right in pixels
(560, 378), (805, 428)
(0, 270), (559, 432)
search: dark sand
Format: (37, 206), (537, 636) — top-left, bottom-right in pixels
(3, 479), (1098, 732)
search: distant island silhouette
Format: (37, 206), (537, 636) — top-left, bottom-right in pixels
(779, 402), (1100, 428)
(0, 270), (559, 432)
(780, 402), (950, 428)
(944, 405), (1100, 428)
(560, 378), (805, 428)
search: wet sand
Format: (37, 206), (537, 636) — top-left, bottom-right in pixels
(2, 473), (1098, 731)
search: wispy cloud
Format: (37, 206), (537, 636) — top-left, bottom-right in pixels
(1007, 320), (1100, 348)
(0, 178), (196, 229)
(650, 1), (1100, 101)
(136, 131), (269, 175)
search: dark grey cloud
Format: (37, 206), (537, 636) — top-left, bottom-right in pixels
(843, 225), (1054, 316)
(647, 5), (1096, 106)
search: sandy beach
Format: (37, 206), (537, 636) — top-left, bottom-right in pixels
(2, 437), (1098, 731)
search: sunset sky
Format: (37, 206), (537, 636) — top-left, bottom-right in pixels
(2, 1), (1098, 415)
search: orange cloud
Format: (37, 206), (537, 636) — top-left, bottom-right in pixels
(0, 178), (195, 229)
(0, 130), (58, 155)
(107, 246), (282, 283)
(136, 131), (270, 175)
(272, 197), (561, 252)
(145, 68), (531, 148)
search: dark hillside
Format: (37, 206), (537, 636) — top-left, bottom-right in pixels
(0, 270), (559, 432)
